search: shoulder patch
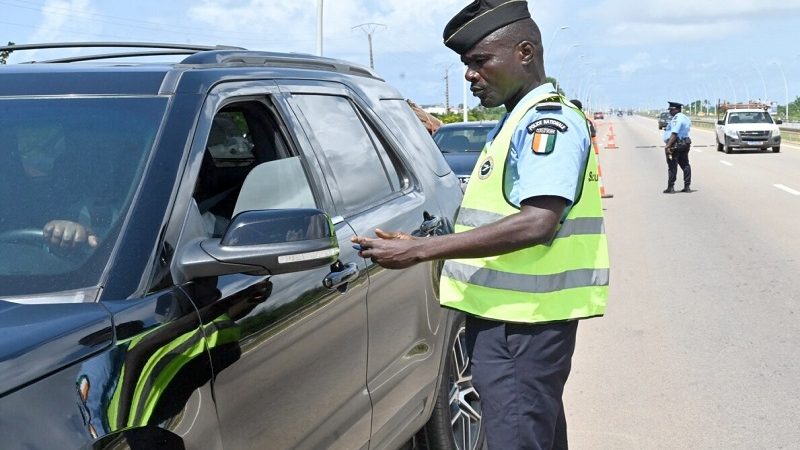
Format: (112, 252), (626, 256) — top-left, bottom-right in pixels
(535, 102), (563, 111)
(526, 118), (568, 134)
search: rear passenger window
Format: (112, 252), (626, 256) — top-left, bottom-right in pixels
(380, 99), (453, 177)
(292, 94), (403, 215)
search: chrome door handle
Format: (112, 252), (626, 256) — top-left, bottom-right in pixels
(323, 262), (360, 292)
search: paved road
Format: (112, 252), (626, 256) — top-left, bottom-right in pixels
(564, 115), (800, 449)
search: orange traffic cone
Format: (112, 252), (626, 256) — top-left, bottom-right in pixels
(592, 136), (614, 199)
(605, 125), (618, 150)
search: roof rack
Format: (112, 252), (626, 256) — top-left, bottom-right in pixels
(0, 42), (246, 63)
(177, 50), (380, 79)
(0, 41), (382, 80)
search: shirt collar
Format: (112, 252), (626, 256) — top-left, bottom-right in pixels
(493, 83), (558, 139)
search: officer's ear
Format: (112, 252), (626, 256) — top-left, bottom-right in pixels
(516, 40), (537, 65)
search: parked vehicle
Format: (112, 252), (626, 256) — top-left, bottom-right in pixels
(658, 111), (670, 130)
(0, 42), (483, 450)
(593, 111), (604, 120)
(715, 102), (782, 153)
(432, 121), (497, 191)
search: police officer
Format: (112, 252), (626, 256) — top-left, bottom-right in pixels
(663, 101), (692, 193)
(352, 1), (609, 448)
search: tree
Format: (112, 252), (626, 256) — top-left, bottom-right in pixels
(0, 41), (15, 65)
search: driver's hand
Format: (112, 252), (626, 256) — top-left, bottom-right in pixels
(43, 220), (98, 249)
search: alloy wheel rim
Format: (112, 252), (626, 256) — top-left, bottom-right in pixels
(448, 326), (482, 450)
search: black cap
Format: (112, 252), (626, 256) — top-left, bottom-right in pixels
(443, 0), (532, 54)
(668, 101), (683, 109)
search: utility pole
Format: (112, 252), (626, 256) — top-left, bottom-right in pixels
(352, 23), (386, 69)
(440, 63), (455, 113)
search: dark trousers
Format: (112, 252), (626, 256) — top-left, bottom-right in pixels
(666, 147), (691, 188)
(465, 315), (579, 450)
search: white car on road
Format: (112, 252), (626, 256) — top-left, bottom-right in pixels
(715, 108), (782, 153)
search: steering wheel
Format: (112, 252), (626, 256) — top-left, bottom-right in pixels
(0, 228), (46, 246)
(0, 228), (92, 262)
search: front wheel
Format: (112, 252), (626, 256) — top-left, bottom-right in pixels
(417, 321), (484, 450)
(773, 146), (781, 153)
(716, 139), (723, 152)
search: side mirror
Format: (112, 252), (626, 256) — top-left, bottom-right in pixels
(775, 119), (783, 125)
(716, 120), (724, 125)
(178, 208), (339, 280)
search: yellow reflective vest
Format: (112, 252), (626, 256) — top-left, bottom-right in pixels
(439, 92), (609, 323)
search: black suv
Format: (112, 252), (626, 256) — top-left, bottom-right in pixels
(0, 43), (483, 450)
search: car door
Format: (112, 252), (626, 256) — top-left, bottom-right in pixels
(169, 83), (371, 450)
(282, 81), (447, 447)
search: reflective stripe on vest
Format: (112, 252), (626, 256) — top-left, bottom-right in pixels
(439, 91), (609, 323)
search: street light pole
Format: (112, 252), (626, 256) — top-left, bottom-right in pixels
(554, 45), (581, 94)
(773, 61), (790, 121)
(546, 26), (568, 67)
(316, 0), (323, 56)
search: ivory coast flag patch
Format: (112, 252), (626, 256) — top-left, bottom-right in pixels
(531, 128), (558, 154)
(527, 118), (567, 155)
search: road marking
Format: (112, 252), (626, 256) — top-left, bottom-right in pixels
(720, 160), (733, 166)
(774, 184), (800, 196)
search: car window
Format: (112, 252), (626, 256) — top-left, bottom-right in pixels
(432, 126), (493, 152)
(379, 99), (453, 176)
(191, 102), (315, 238)
(292, 94), (401, 216)
(0, 97), (166, 298)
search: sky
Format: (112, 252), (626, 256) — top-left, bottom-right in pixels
(3, 0), (800, 112)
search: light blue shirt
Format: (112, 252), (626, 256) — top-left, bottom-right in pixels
(487, 83), (590, 210)
(662, 119), (672, 143)
(668, 112), (691, 139)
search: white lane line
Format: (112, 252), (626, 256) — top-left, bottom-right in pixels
(720, 160), (733, 166)
(774, 184), (800, 196)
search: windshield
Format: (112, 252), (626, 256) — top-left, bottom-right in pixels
(0, 97), (167, 299)
(433, 125), (494, 153)
(728, 111), (774, 124)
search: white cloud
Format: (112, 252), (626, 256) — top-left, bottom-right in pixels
(30, 0), (99, 43)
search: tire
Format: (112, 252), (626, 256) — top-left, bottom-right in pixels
(773, 146), (780, 153)
(716, 139), (723, 152)
(724, 141), (732, 154)
(417, 320), (484, 450)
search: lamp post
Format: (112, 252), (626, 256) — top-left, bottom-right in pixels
(554, 46), (581, 94)
(546, 26), (569, 66)
(548, 26), (569, 47)
(725, 76), (738, 104)
(316, 0), (323, 56)
(752, 65), (768, 103)
(772, 61), (789, 121)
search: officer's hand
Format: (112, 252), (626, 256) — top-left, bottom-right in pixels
(374, 228), (415, 241)
(43, 220), (98, 249)
(351, 231), (423, 270)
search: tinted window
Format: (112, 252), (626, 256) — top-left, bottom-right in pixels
(292, 94), (395, 214)
(432, 125), (494, 153)
(0, 97), (166, 298)
(380, 99), (453, 176)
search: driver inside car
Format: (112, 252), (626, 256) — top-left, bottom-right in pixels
(42, 219), (98, 249)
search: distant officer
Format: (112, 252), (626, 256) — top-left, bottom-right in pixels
(663, 101), (692, 193)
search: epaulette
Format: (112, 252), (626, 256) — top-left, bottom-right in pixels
(535, 102), (563, 111)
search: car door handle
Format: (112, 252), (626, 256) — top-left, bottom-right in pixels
(323, 262), (360, 292)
